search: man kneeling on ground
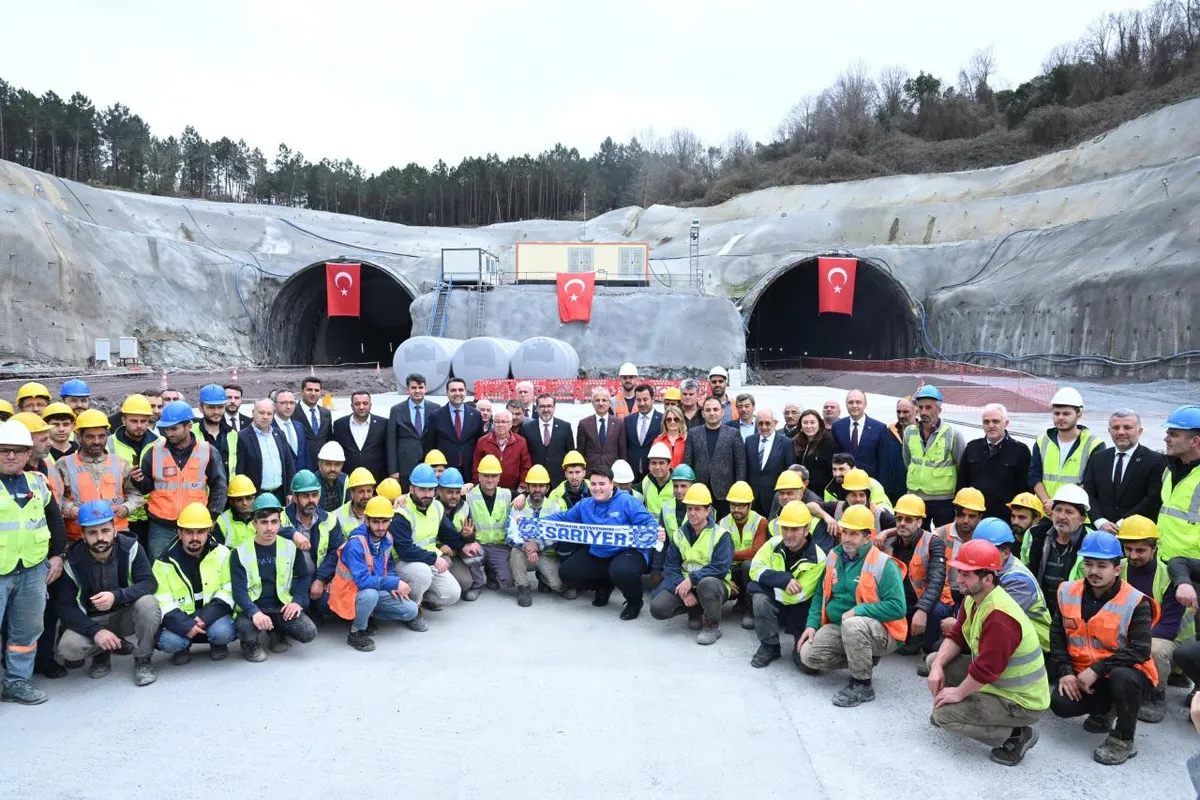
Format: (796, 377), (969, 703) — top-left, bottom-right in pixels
(746, 501), (825, 668)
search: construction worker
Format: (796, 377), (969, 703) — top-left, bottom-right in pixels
(283, 469), (345, 619)
(0, 418), (66, 704)
(12, 412), (57, 479)
(650, 483), (733, 644)
(933, 487), (987, 588)
(649, 465), (696, 587)
(56, 409), (142, 547)
(1159, 404), (1200, 561)
(53, 500), (159, 686)
(1024, 483), (1093, 617)
(878, 494), (952, 661)
(774, 469), (811, 524)
(230, 494), (317, 661)
(1050, 531), (1157, 765)
(0, 399), (13, 422)
(718, 480), (768, 630)
(194, 383), (238, 476)
(424, 448), (449, 481)
(152, 502), (237, 664)
(463, 454), (514, 596)
(1030, 387), (1104, 509)
(215, 475), (258, 548)
(813, 468), (896, 540)
(336, 467), (376, 532)
(42, 402), (78, 462)
(662, 386), (682, 412)
(315, 441), (348, 512)
(971, 518), (1053, 653)
(16, 381), (52, 414)
(434, 467), (484, 600)
(902, 385), (967, 527)
(640, 442), (674, 517)
(612, 459), (638, 498)
(108, 395), (159, 550)
(509, 464), (568, 606)
(135, 400), (228, 560)
(821, 453), (892, 510)
(747, 501), (825, 668)
(328, 495), (419, 652)
(927, 539), (1048, 766)
(798, 504), (908, 707)
(1006, 491), (1045, 563)
(59, 379), (91, 415)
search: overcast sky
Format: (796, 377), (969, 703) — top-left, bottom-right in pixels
(2, 0), (1126, 172)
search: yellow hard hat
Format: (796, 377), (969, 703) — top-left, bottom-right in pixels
(1116, 514), (1159, 541)
(775, 471), (804, 491)
(778, 500), (813, 528)
(347, 467), (377, 489)
(377, 477), (403, 501)
(0, 399), (12, 417)
(953, 487), (987, 513)
(227, 475), (257, 498)
(725, 481), (754, 505)
(41, 402), (76, 420)
(16, 382), (51, 402)
(525, 464), (551, 485)
(73, 409), (110, 431)
(177, 502), (214, 529)
(1006, 492), (1044, 517)
(842, 468), (872, 492)
(840, 505), (876, 532)
(11, 411), (49, 434)
(364, 495), (395, 519)
(894, 494), (927, 518)
(562, 450), (587, 468)
(683, 483), (713, 506)
(121, 395), (153, 416)
(477, 454), (503, 475)
(663, 387), (682, 401)
(424, 449), (448, 467)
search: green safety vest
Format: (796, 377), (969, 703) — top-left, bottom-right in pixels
(661, 498), (683, 539)
(394, 500), (445, 556)
(1035, 429), (1101, 498)
(963, 586), (1051, 711)
(1159, 465), (1200, 561)
(905, 423), (958, 499)
(823, 478), (893, 511)
(335, 501), (364, 534)
(998, 556), (1053, 651)
(216, 510), (256, 550)
(281, 508), (341, 568)
(640, 475), (672, 517)
(467, 487), (511, 545)
(766, 516), (821, 540)
(748, 535), (826, 606)
(107, 433), (151, 522)
(671, 524), (733, 591)
(717, 510), (763, 554)
(153, 544), (233, 615)
(0, 472), (51, 575)
(192, 423), (238, 477)
(549, 479), (589, 508)
(1117, 557), (1197, 643)
(235, 537), (296, 612)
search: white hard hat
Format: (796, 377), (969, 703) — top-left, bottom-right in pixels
(709, 366), (729, 379)
(619, 362), (638, 377)
(317, 441), (346, 462)
(1050, 484), (1090, 512)
(612, 459), (635, 484)
(648, 442), (672, 461)
(1050, 387), (1084, 408)
(0, 419), (33, 448)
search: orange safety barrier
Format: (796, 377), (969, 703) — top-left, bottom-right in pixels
(473, 379), (711, 403)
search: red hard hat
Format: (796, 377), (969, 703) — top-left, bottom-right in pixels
(948, 538), (1003, 573)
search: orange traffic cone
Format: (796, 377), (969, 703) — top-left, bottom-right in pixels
(321, 392), (333, 409)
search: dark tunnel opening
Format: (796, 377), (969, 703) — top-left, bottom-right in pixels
(746, 257), (919, 366)
(265, 261), (414, 365)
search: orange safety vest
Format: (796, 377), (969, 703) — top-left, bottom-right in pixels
(1057, 579), (1160, 685)
(821, 546), (909, 642)
(934, 522), (968, 586)
(907, 529), (954, 605)
(59, 453), (129, 539)
(147, 438), (211, 522)
(328, 533), (391, 621)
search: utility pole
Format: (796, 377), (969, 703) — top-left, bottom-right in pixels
(689, 218), (701, 289)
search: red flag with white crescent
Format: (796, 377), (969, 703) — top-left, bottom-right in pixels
(557, 272), (595, 322)
(326, 263), (361, 317)
(817, 257), (857, 315)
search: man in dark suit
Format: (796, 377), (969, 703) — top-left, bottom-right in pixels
(684, 396), (747, 519)
(236, 398), (296, 502)
(956, 403), (1031, 520)
(386, 372), (441, 485)
(272, 389), (309, 472)
(421, 377), (482, 473)
(725, 393), (758, 441)
(576, 387), (626, 471)
(831, 389), (888, 479)
(297, 376), (332, 469)
(333, 390), (389, 480)
(521, 393), (574, 486)
(623, 384), (662, 482)
(745, 409), (792, 516)
(223, 383), (252, 431)
(1083, 409), (1166, 533)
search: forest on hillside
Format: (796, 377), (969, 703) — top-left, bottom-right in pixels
(2, 1), (1198, 227)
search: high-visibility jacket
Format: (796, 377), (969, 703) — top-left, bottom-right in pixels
(59, 452), (129, 540)
(108, 432), (153, 523)
(962, 587), (1051, 710)
(393, 501), (445, 556)
(147, 439), (211, 521)
(766, 515), (821, 540)
(193, 423), (238, 477)
(548, 479), (589, 508)
(998, 555), (1053, 651)
(335, 501), (364, 534)
(749, 535), (825, 605)
(328, 533), (392, 620)
(152, 544), (233, 616)
(640, 475), (672, 517)
(905, 423), (958, 499)
(216, 510), (255, 550)
(899, 529), (954, 606)
(1121, 557), (1196, 643)
(661, 498), (683, 540)
(235, 537), (296, 612)
(671, 523), (733, 591)
(1158, 465), (1200, 561)
(466, 487), (511, 546)
(934, 522), (968, 587)
(0, 471), (52, 575)
(833, 501), (886, 532)
(820, 546), (909, 641)
(1057, 579), (1160, 685)
(718, 510), (763, 554)
(281, 507), (341, 569)
(824, 478), (893, 511)
(1035, 428), (1102, 498)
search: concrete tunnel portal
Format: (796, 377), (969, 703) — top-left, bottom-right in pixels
(266, 260), (414, 365)
(745, 256), (920, 365)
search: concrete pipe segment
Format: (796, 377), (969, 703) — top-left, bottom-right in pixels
(451, 337), (521, 393)
(511, 337), (581, 380)
(393, 337), (463, 394)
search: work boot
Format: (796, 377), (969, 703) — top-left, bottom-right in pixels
(267, 631), (291, 654)
(896, 640), (922, 656)
(989, 726), (1039, 766)
(170, 646), (193, 666)
(406, 615), (429, 633)
(241, 641), (267, 663)
(687, 611), (703, 631)
(537, 581), (551, 594)
(916, 656), (931, 677)
(740, 608), (755, 631)
(562, 587), (578, 600)
(463, 588), (482, 602)
(421, 600), (443, 612)
(133, 657), (156, 687)
(1139, 687), (1167, 723)
(486, 577), (500, 590)
(36, 662), (67, 680)
(593, 587), (613, 607)
(1168, 671), (1193, 689)
(751, 643), (782, 668)
(347, 630), (375, 652)
(209, 644), (229, 662)
(1083, 710), (1116, 734)
(832, 680), (876, 708)
(792, 650), (820, 675)
(364, 617), (378, 636)
(65, 659), (85, 669)
(1, 679), (49, 705)
(619, 599), (643, 621)
(88, 653), (112, 679)
(697, 619), (722, 646)
(1093, 733), (1137, 765)
(517, 585), (532, 607)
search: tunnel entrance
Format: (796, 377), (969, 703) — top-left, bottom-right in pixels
(265, 261), (414, 365)
(745, 256), (919, 366)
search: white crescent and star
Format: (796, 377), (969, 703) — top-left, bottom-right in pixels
(334, 270), (354, 297)
(564, 278), (586, 302)
(826, 266), (848, 294)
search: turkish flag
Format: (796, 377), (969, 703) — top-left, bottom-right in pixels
(557, 272), (595, 322)
(817, 257), (857, 315)
(326, 262), (360, 317)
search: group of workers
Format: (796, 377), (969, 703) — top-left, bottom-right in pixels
(1, 373), (1199, 771)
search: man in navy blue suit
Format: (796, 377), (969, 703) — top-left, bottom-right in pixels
(831, 390), (888, 480)
(272, 389), (309, 472)
(236, 398), (296, 503)
(745, 410), (793, 516)
(623, 384), (662, 482)
(421, 377), (483, 472)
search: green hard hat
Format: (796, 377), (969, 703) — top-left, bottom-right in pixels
(252, 493), (283, 515)
(290, 469), (321, 494)
(671, 465), (696, 482)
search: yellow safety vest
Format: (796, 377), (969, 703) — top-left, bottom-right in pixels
(905, 423), (958, 499)
(216, 510), (256, 550)
(0, 472), (51, 575)
(717, 510), (763, 554)
(671, 524), (733, 591)
(466, 487), (511, 545)
(236, 537), (296, 611)
(1158, 465), (1200, 561)
(394, 500), (445, 555)
(1036, 429), (1102, 497)
(962, 587), (1050, 710)
(748, 535), (825, 605)
(153, 544), (233, 615)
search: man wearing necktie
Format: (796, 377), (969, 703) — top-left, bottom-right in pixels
(298, 377), (331, 469)
(1082, 409), (1164, 533)
(623, 385), (663, 482)
(387, 373), (441, 486)
(578, 387), (625, 471)
(521, 394), (575, 486)
(421, 378), (482, 471)
(832, 390), (887, 479)
(746, 410), (790, 516)
(273, 390), (309, 471)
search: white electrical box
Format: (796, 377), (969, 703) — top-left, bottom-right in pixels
(119, 337), (139, 364)
(94, 338), (111, 365)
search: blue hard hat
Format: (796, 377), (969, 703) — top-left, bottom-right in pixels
(973, 517), (1015, 546)
(410, 463), (439, 488)
(198, 383), (227, 406)
(1165, 405), (1200, 431)
(77, 499), (115, 528)
(438, 467), (464, 489)
(157, 400), (196, 428)
(60, 378), (91, 398)
(1077, 531), (1123, 561)
(913, 385), (943, 402)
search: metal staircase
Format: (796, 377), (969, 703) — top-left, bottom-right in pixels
(426, 277), (453, 336)
(471, 284), (487, 337)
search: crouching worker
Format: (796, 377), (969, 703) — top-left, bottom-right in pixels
(746, 501), (825, 668)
